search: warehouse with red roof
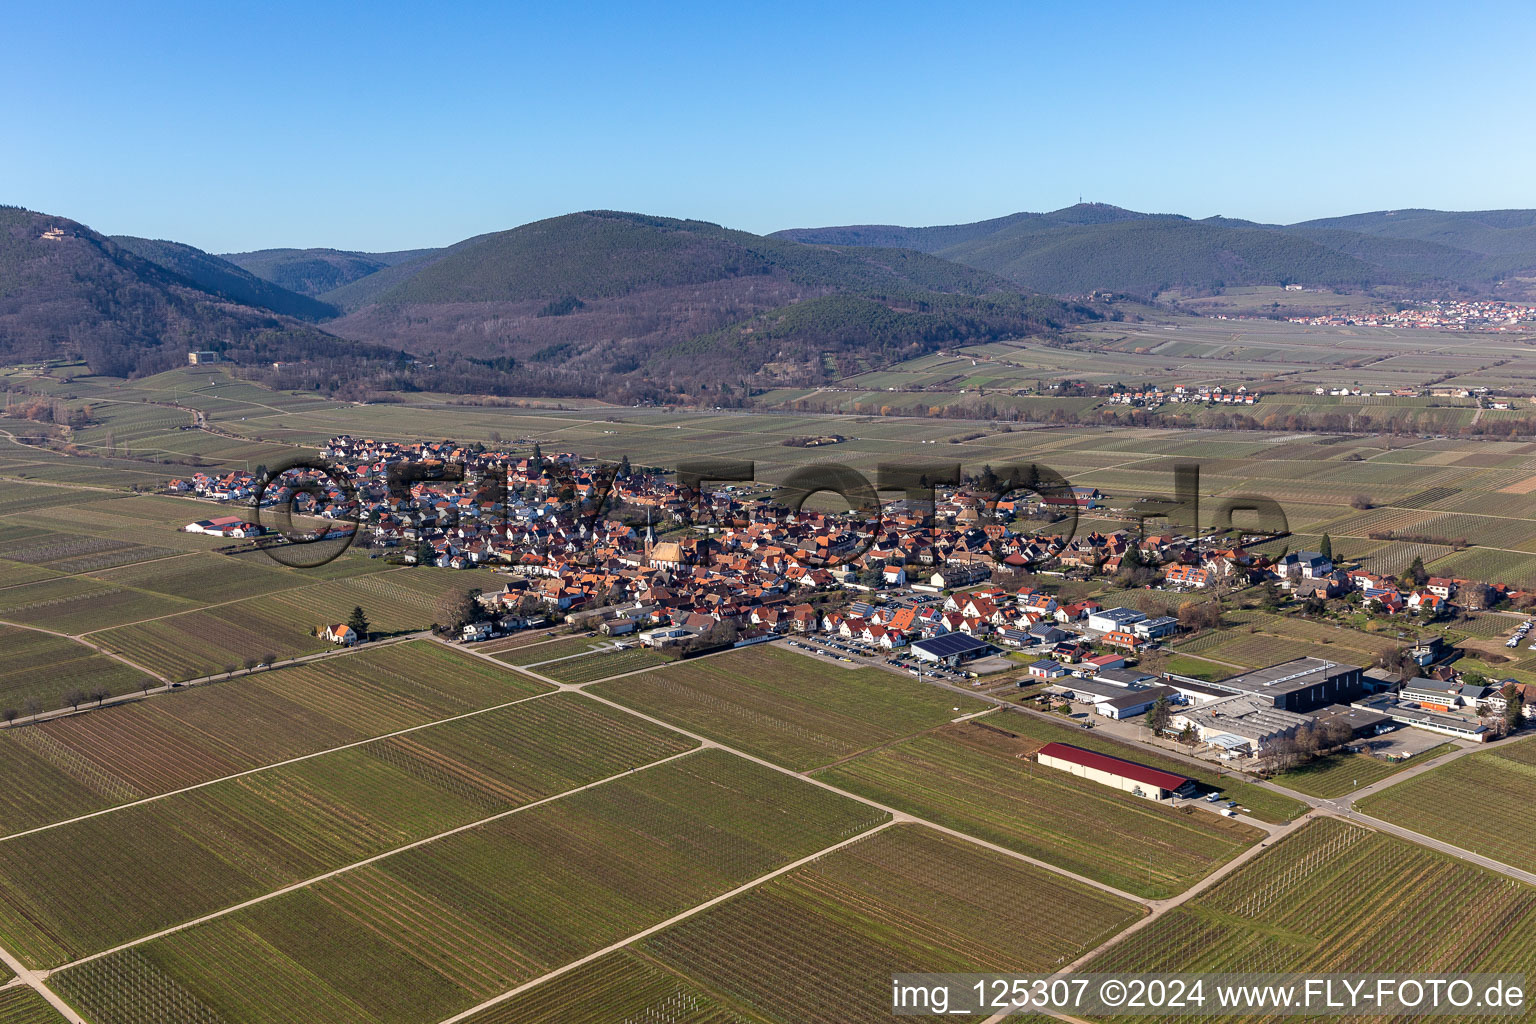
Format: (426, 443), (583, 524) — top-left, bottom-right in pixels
(1035, 742), (1193, 801)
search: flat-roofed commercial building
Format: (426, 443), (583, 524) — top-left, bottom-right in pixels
(1087, 607), (1146, 634)
(911, 632), (998, 666)
(1352, 694), (1488, 742)
(1095, 684), (1180, 720)
(1210, 657), (1366, 713)
(1173, 694), (1312, 753)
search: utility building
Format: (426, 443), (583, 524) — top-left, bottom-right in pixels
(1034, 742), (1193, 801)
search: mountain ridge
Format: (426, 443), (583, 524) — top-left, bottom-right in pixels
(0, 205), (395, 378)
(774, 204), (1536, 297)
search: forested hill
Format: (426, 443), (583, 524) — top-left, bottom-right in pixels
(364, 210), (1020, 303)
(776, 204), (1536, 297)
(322, 210), (1099, 399)
(0, 205), (1095, 401)
(0, 206), (396, 378)
(220, 246), (437, 297)
(111, 236), (339, 320)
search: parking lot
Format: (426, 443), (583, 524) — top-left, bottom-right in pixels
(784, 635), (983, 684)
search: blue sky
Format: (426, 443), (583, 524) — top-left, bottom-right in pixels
(4, 0), (1532, 252)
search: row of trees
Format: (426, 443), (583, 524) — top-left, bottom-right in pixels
(2, 650), (287, 727)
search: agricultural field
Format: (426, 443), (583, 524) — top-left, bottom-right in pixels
(1356, 737), (1536, 866)
(450, 950), (757, 1024)
(0, 988), (67, 1024)
(816, 721), (1262, 898)
(1086, 818), (1536, 1023)
(0, 575), (196, 634)
(589, 644), (989, 770)
(50, 751), (888, 1024)
(0, 641), (547, 836)
(1175, 609), (1400, 671)
(1427, 546), (1536, 588)
(0, 519), (182, 579)
(26, 360), (1536, 602)
(1159, 653), (1231, 680)
(1271, 743), (1455, 799)
(86, 552), (306, 604)
(492, 634), (611, 666)
(12, 344), (1536, 1018)
(0, 692), (696, 967)
(474, 629), (561, 655)
(533, 645), (673, 683)
(636, 825), (1141, 1024)
(91, 566), (501, 679)
(0, 627), (150, 714)
(0, 482), (107, 518)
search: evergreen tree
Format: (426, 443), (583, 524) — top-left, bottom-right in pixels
(347, 606), (370, 640)
(1319, 533), (1333, 560)
(1145, 696), (1171, 736)
(1121, 545), (1144, 571)
(1504, 685), (1525, 733)
(1407, 556), (1428, 587)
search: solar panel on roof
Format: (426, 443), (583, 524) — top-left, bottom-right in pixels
(912, 633), (992, 657)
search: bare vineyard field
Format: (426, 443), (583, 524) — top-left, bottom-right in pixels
(0, 988), (66, 1024)
(0, 692), (694, 968)
(0, 521), (183, 577)
(636, 824), (1141, 1024)
(452, 950), (755, 1024)
(535, 646), (673, 683)
(493, 634), (610, 666)
(0, 576), (195, 634)
(86, 552), (306, 604)
(0, 627), (150, 714)
(1177, 611), (1395, 671)
(1356, 736), (1536, 866)
(589, 645), (989, 770)
(0, 482), (106, 518)
(1427, 546), (1536, 588)
(92, 567), (502, 679)
(1272, 743), (1455, 799)
(51, 750), (888, 1024)
(1085, 818), (1536, 1024)
(0, 641), (549, 836)
(816, 722), (1262, 898)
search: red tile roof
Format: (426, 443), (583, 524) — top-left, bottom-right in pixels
(1036, 742), (1190, 792)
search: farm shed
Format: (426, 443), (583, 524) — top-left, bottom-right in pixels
(1035, 742), (1193, 801)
